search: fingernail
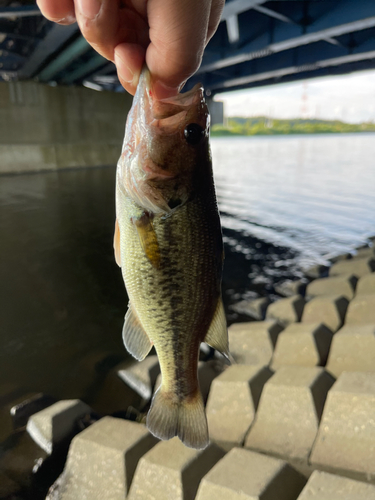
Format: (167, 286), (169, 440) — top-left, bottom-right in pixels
(152, 80), (181, 100)
(115, 48), (136, 84)
(76, 0), (101, 19)
(55, 14), (76, 25)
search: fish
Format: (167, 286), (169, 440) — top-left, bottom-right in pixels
(114, 67), (229, 449)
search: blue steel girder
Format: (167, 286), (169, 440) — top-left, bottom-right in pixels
(198, 46), (375, 94)
(211, 57), (375, 93)
(0, 6), (42, 19)
(1, 0), (375, 90)
(18, 23), (79, 79)
(200, 0), (375, 73)
(186, 0), (375, 94)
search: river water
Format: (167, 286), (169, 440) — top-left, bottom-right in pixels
(1, 133), (374, 406)
(212, 133), (375, 265)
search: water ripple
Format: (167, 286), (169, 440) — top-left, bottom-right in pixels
(212, 133), (375, 267)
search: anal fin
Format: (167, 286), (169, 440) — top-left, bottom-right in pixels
(204, 297), (231, 361)
(123, 304), (152, 361)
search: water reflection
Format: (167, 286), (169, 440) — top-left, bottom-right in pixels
(0, 168), (128, 401)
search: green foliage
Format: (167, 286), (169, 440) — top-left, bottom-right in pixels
(211, 117), (375, 136)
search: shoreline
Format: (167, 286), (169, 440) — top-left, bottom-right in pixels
(211, 129), (375, 137)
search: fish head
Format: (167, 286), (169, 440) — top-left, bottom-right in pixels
(117, 68), (210, 214)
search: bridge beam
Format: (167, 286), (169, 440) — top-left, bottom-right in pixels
(200, 0), (375, 73)
(19, 24), (79, 79)
(206, 49), (375, 93)
(37, 36), (90, 82)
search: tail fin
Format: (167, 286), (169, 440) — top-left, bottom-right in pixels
(146, 387), (209, 449)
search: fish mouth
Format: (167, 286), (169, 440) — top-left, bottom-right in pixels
(148, 83), (205, 135)
(143, 161), (176, 181)
(151, 84), (203, 119)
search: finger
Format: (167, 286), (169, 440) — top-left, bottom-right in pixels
(37, 0), (76, 24)
(115, 42), (145, 95)
(145, 0), (213, 99)
(207, 0), (225, 43)
(74, 0), (149, 62)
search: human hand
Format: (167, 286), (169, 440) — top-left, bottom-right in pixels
(36, 0), (224, 98)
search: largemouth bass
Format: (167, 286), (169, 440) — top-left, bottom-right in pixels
(114, 67), (229, 449)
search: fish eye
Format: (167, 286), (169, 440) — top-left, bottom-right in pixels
(184, 123), (205, 145)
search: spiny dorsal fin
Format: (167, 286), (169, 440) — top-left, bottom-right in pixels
(133, 213), (161, 269)
(204, 297), (231, 360)
(113, 218), (121, 267)
(123, 304), (153, 361)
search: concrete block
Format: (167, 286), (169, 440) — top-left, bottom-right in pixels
(10, 393), (56, 430)
(155, 360), (220, 404)
(275, 280), (307, 298)
(297, 470), (375, 500)
(310, 371), (375, 482)
(302, 295), (348, 332)
(26, 400), (91, 454)
(128, 438), (225, 500)
(196, 448), (306, 500)
(89, 363), (143, 416)
(345, 294), (375, 324)
(306, 274), (357, 300)
(356, 273), (375, 294)
(228, 321), (284, 365)
(206, 365), (273, 450)
(271, 323), (333, 370)
(245, 367), (335, 462)
(329, 253), (352, 263)
(0, 389), (51, 443)
(46, 474), (64, 500)
(326, 324), (375, 377)
(57, 417), (157, 499)
(354, 245), (375, 259)
(266, 295), (305, 327)
(230, 297), (270, 320)
(329, 257), (375, 277)
(117, 355), (160, 401)
(304, 264), (329, 279)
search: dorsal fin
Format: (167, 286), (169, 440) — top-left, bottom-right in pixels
(113, 218), (121, 267)
(204, 297), (231, 360)
(123, 304), (153, 361)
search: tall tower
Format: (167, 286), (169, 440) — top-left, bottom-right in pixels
(300, 82), (309, 119)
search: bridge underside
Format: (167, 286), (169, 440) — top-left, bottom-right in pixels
(1, 0), (375, 95)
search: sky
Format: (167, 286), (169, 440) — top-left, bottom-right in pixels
(215, 69), (375, 123)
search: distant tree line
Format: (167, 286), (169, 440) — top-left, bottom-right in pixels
(211, 116), (375, 136)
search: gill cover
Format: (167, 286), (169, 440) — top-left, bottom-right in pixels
(116, 66), (210, 215)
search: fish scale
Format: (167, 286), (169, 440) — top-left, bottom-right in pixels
(114, 67), (229, 449)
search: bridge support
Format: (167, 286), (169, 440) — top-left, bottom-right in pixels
(0, 81), (132, 175)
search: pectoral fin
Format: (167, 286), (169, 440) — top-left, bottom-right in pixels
(123, 304), (153, 361)
(113, 219), (121, 267)
(204, 297), (232, 361)
(133, 213), (161, 269)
